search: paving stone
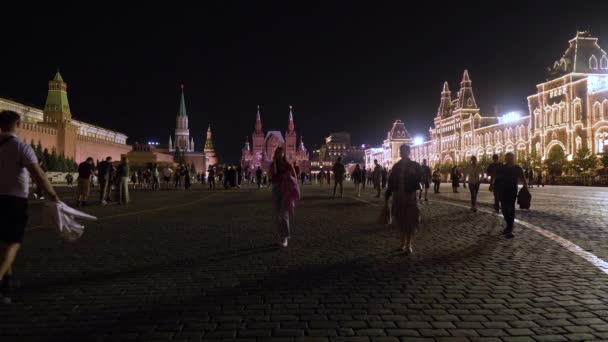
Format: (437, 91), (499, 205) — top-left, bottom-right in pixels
(1, 185), (608, 341)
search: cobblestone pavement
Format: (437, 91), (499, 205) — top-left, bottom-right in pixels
(1, 183), (608, 341)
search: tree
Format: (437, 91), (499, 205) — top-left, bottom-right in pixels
(57, 153), (67, 172)
(42, 148), (50, 170)
(35, 141), (43, 161)
(602, 151), (608, 169)
(173, 147), (185, 164)
(47, 148), (59, 171)
(572, 146), (598, 175)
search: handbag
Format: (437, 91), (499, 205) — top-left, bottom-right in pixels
(517, 187), (531, 210)
(378, 202), (391, 224)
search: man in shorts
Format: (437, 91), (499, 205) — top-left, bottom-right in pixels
(0, 110), (60, 304)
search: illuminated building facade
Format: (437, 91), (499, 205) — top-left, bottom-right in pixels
(367, 32), (608, 169)
(313, 132), (365, 170)
(241, 105), (310, 172)
(0, 71), (131, 163)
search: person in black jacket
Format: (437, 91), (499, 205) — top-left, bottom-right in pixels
(97, 156), (113, 204)
(494, 152), (527, 239)
(351, 164), (363, 197)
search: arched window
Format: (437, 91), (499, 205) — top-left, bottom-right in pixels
(603, 100), (608, 120)
(573, 100), (582, 121)
(550, 108), (556, 126)
(535, 143), (541, 156)
(590, 55), (599, 69)
(559, 104), (566, 123)
(576, 136), (582, 151)
(594, 102), (601, 121)
(597, 131), (608, 153)
(601, 55), (608, 69)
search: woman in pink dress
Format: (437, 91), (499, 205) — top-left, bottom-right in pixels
(269, 147), (300, 247)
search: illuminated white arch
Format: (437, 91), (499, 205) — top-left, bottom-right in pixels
(590, 55), (599, 69)
(593, 101), (602, 121)
(601, 55), (608, 69)
(545, 140), (567, 158)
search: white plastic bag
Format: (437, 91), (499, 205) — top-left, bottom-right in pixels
(43, 201), (97, 241)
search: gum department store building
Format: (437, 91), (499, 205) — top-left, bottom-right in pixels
(365, 32), (608, 170)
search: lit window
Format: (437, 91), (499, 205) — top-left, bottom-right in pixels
(601, 55), (608, 69)
(590, 55), (599, 69)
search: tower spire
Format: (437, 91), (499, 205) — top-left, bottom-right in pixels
(437, 81), (452, 118)
(179, 84), (187, 116)
(255, 105), (262, 133)
(288, 105), (295, 132)
(204, 124), (215, 152)
(456, 69), (477, 110)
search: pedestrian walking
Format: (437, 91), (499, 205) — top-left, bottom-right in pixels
(162, 166), (173, 190)
(372, 160), (382, 197)
(464, 156), (483, 212)
(77, 157), (95, 206)
(184, 167), (192, 190)
(116, 156), (130, 205)
(361, 168), (367, 189)
(318, 170), (325, 185)
(528, 168), (534, 189)
(381, 167), (388, 190)
(0, 110), (60, 304)
(385, 144), (422, 255)
(97, 156), (113, 204)
(450, 165), (460, 193)
(151, 164), (160, 190)
(208, 166), (216, 189)
(432, 168), (441, 193)
(269, 147), (300, 248)
(332, 157), (346, 198)
(486, 154), (502, 213)
(419, 159), (431, 201)
(536, 172), (543, 187)
(65, 173), (74, 187)
(255, 166), (263, 189)
(494, 152), (527, 238)
(351, 164), (363, 197)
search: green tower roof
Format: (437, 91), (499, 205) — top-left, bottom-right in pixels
(53, 71), (64, 82)
(179, 84), (187, 116)
(44, 70), (71, 120)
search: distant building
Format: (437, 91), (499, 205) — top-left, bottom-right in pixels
(0, 71), (131, 163)
(134, 85), (214, 173)
(367, 32), (608, 169)
(365, 120), (412, 170)
(241, 105), (310, 173)
(310, 132), (365, 173)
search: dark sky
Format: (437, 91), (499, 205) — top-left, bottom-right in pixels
(4, 2), (608, 162)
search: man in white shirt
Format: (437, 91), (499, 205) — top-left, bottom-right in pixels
(464, 156), (483, 212)
(0, 111), (60, 304)
(161, 166), (173, 190)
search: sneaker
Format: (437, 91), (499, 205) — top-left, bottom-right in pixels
(424, 198), (428, 202)
(505, 232), (515, 239)
(281, 238), (289, 248)
(101, 200), (108, 205)
(39, 196), (45, 200)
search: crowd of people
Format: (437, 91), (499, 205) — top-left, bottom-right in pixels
(0, 107), (534, 304)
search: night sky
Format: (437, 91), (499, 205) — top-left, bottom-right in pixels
(4, 2), (608, 162)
